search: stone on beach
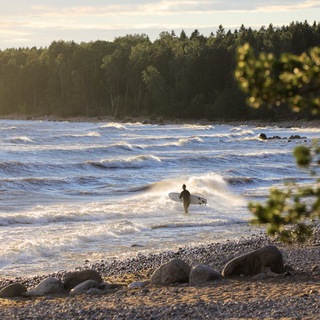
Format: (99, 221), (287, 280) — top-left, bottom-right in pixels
(128, 281), (150, 289)
(222, 245), (285, 277)
(0, 236), (319, 319)
(0, 283), (27, 298)
(70, 280), (101, 296)
(150, 258), (191, 285)
(64, 269), (103, 290)
(23, 277), (64, 297)
(189, 265), (223, 285)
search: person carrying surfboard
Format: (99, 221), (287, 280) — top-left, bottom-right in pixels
(179, 184), (191, 213)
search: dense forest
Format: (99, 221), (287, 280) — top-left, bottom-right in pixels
(1, 21), (320, 121)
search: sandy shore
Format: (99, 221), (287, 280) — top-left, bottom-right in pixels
(0, 235), (319, 319)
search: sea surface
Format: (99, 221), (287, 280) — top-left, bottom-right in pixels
(0, 119), (319, 277)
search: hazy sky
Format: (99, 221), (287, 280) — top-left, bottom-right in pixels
(1, 0), (320, 49)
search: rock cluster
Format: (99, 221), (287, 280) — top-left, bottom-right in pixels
(258, 133), (307, 141)
(0, 245), (287, 298)
(0, 235), (319, 319)
(0, 269), (123, 298)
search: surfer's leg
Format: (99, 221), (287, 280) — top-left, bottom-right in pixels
(184, 200), (190, 213)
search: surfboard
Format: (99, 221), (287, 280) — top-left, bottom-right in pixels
(168, 192), (207, 205)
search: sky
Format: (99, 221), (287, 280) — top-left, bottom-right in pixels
(1, 0), (320, 49)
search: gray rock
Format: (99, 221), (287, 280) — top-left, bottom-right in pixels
(70, 280), (101, 295)
(251, 272), (268, 280)
(150, 258), (190, 285)
(101, 283), (123, 290)
(0, 283), (27, 298)
(189, 265), (223, 285)
(86, 288), (104, 295)
(222, 245), (285, 277)
(23, 277), (64, 297)
(64, 269), (103, 290)
(128, 281), (150, 289)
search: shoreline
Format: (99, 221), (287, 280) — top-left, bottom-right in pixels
(0, 235), (319, 319)
(0, 114), (319, 128)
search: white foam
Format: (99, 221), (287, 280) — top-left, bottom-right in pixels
(87, 154), (161, 169)
(99, 123), (127, 130)
(8, 136), (34, 143)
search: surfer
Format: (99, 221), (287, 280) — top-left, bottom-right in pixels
(179, 184), (191, 213)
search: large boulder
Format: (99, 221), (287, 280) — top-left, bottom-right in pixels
(150, 259), (191, 285)
(64, 269), (103, 290)
(23, 277), (64, 297)
(222, 245), (285, 277)
(189, 265), (223, 286)
(0, 283), (27, 298)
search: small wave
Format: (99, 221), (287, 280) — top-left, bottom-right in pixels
(0, 176), (68, 187)
(230, 130), (255, 138)
(178, 137), (203, 146)
(110, 142), (135, 151)
(164, 137), (203, 147)
(0, 207), (112, 227)
(63, 132), (101, 138)
(98, 123), (127, 130)
(151, 219), (245, 230)
(91, 142), (144, 152)
(7, 136), (34, 143)
(209, 129), (255, 139)
(0, 160), (73, 176)
(86, 155), (161, 169)
(0, 126), (17, 131)
(218, 150), (289, 162)
(0, 161), (29, 173)
(225, 177), (255, 185)
(183, 124), (214, 130)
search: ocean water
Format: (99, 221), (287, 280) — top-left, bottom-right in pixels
(0, 119), (319, 277)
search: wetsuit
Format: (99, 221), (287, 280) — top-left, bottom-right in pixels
(179, 189), (191, 213)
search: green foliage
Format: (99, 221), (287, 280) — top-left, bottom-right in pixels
(236, 43), (320, 242)
(1, 21), (320, 119)
(249, 158), (320, 243)
(235, 43), (320, 115)
(142, 65), (167, 114)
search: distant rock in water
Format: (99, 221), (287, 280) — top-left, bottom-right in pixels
(258, 133), (268, 140)
(288, 134), (307, 140)
(259, 133), (307, 140)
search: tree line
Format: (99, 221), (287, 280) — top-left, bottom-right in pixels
(1, 21), (320, 120)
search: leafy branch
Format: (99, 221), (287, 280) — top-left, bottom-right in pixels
(236, 43), (320, 242)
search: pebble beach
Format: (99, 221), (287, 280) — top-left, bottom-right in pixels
(0, 234), (319, 319)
